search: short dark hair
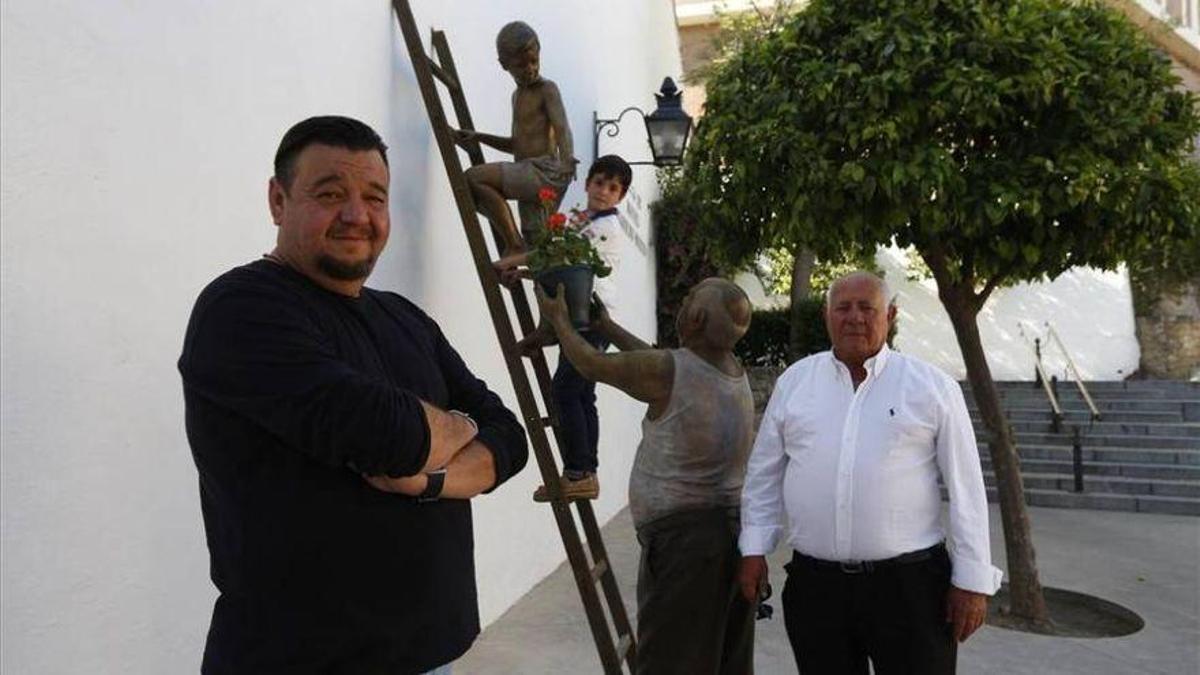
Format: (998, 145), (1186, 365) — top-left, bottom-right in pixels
(274, 116), (388, 190)
(587, 155), (632, 196)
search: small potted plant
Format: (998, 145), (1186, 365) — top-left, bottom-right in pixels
(526, 188), (613, 328)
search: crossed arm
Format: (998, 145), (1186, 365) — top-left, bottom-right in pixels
(182, 282), (527, 501)
(364, 309), (528, 500)
(364, 402), (497, 499)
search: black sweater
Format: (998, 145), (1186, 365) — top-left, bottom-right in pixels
(179, 260), (527, 674)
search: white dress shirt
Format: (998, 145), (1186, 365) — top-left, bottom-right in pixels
(739, 345), (1003, 595)
(580, 211), (620, 314)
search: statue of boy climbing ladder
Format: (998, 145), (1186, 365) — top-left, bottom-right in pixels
(452, 20), (577, 256)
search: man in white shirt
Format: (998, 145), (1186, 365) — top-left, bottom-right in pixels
(738, 271), (1002, 674)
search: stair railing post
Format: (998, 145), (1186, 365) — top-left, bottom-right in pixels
(1071, 426), (1084, 493)
(1033, 337), (1043, 388)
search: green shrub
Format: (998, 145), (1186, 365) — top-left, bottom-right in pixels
(737, 300), (830, 367)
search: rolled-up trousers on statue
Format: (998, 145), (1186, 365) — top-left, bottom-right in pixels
(635, 507), (755, 675)
(782, 543), (957, 675)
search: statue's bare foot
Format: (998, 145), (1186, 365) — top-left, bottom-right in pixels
(515, 323), (557, 357)
(498, 244), (525, 259)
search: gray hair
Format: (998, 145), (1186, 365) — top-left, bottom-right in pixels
(825, 271), (895, 308)
(496, 21), (539, 64)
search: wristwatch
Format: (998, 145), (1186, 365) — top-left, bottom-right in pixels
(418, 469), (448, 502)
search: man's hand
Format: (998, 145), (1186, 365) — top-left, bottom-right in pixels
(738, 555), (769, 603)
(362, 473), (427, 496)
(945, 586), (988, 642)
(534, 284), (571, 331)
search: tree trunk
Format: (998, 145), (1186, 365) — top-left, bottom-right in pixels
(787, 247), (817, 362)
(940, 283), (1052, 630)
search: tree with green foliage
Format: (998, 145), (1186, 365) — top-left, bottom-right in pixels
(688, 0), (1200, 627)
(692, 0), (863, 360)
(650, 169), (727, 347)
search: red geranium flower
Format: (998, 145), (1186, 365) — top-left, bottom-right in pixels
(538, 187), (557, 203)
(547, 212), (567, 230)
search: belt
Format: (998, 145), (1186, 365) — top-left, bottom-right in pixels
(791, 543), (946, 575)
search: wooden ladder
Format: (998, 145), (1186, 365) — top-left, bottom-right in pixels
(391, 2), (636, 672)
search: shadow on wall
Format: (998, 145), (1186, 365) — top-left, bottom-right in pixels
(878, 247), (1139, 381)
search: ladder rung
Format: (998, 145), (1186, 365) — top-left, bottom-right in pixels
(590, 558), (609, 583)
(616, 634), (634, 661)
(427, 57), (460, 92)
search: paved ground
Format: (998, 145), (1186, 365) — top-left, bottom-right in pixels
(456, 505), (1199, 674)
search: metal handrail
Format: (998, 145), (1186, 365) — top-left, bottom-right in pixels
(1018, 320), (1098, 494)
(1042, 323), (1103, 421)
(1017, 322), (1064, 431)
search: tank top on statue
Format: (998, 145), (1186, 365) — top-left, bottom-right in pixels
(628, 348), (755, 529)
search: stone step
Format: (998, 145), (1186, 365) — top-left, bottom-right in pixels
(988, 385), (1197, 395)
(981, 457), (1200, 481)
(976, 393), (1200, 407)
(968, 398), (1198, 417)
(987, 380), (1200, 394)
(984, 386), (1200, 396)
(992, 432), (1200, 450)
(972, 408), (1184, 424)
(981, 472), (1200, 499)
(985, 443), (1199, 466)
(980, 487), (1200, 516)
(944, 486), (1200, 515)
(971, 420), (1200, 437)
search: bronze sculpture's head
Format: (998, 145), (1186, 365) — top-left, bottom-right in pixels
(496, 21), (540, 85)
(676, 278), (752, 351)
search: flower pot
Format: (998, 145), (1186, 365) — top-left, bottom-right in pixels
(535, 264), (595, 329)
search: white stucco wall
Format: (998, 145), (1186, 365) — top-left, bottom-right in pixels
(0, 1), (680, 672)
(877, 247), (1140, 381)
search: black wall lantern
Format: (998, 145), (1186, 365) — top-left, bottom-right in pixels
(593, 77), (693, 167)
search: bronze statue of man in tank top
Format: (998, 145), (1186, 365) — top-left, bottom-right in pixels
(535, 278), (757, 675)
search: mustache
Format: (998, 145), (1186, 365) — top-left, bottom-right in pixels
(328, 226), (375, 239)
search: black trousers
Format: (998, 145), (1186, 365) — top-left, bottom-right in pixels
(781, 547), (956, 675)
(635, 508), (756, 675)
(552, 331), (608, 474)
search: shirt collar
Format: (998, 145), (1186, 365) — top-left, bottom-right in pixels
(828, 343), (892, 379)
(588, 207), (619, 220)
(865, 343), (891, 375)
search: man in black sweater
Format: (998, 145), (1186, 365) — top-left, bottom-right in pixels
(179, 116), (528, 674)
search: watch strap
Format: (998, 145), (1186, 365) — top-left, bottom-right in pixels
(418, 469), (447, 502)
